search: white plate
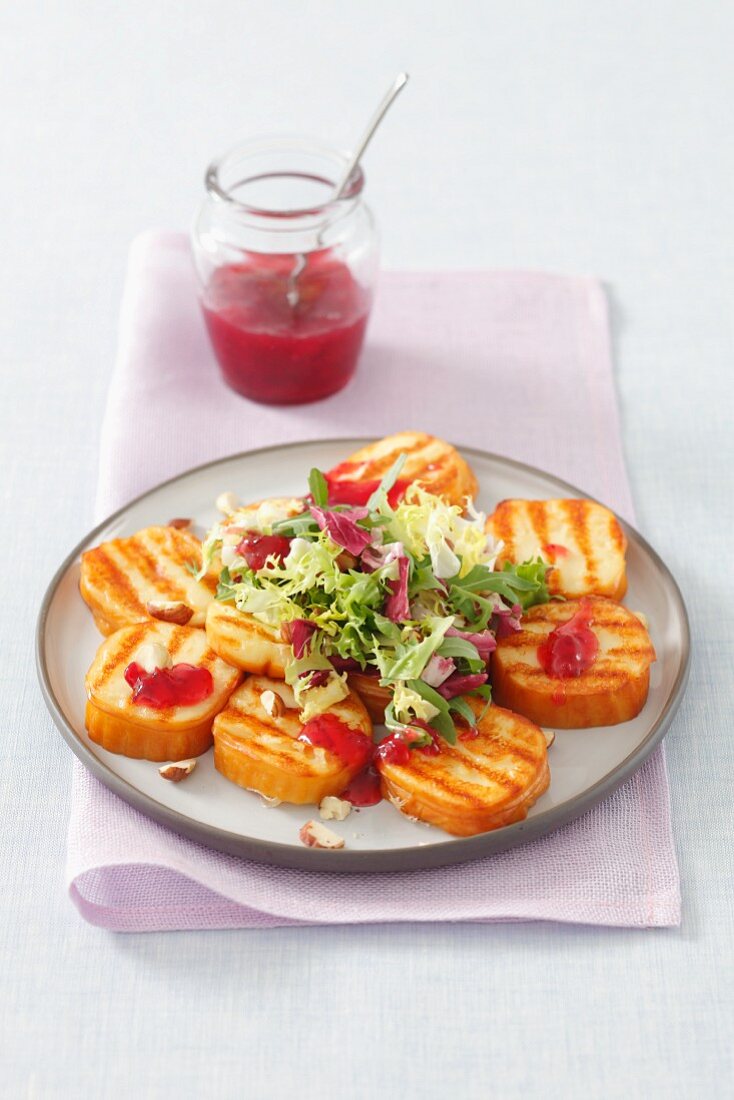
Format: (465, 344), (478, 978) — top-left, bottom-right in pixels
(37, 440), (690, 872)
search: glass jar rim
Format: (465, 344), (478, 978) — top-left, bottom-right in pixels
(205, 135), (365, 219)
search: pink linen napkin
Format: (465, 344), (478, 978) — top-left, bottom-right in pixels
(66, 230), (680, 930)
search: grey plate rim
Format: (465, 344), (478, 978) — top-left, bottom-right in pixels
(36, 439), (691, 873)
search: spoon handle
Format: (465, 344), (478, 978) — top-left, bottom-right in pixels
(333, 72), (409, 200)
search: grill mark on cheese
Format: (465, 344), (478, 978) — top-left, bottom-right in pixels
(562, 499), (595, 589)
(526, 501), (551, 550)
(121, 538), (188, 601)
(488, 501), (515, 549)
(408, 751), (528, 802)
(378, 703), (547, 816)
(91, 623), (147, 691)
(85, 547), (146, 618)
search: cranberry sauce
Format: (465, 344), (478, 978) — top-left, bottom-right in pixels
(201, 251), (370, 405)
(325, 462), (410, 507)
(235, 531), (291, 570)
(373, 732), (411, 766)
(297, 713), (372, 769)
(340, 766), (382, 807)
(124, 662), (214, 708)
(537, 600), (599, 679)
(542, 543), (569, 562)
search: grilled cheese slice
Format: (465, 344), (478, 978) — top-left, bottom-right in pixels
(206, 602), (290, 676)
(486, 499), (627, 600)
(331, 432), (479, 507)
(376, 700), (550, 836)
(213, 676), (373, 804)
(491, 597), (655, 728)
(80, 525), (216, 635)
(85, 621), (242, 760)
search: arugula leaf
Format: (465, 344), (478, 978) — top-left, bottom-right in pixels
(447, 696), (477, 727)
(502, 558), (550, 609)
(216, 565), (237, 602)
(308, 468), (329, 508)
(407, 678), (457, 743)
(366, 453), (407, 511)
(271, 512), (320, 537)
(437, 636), (484, 671)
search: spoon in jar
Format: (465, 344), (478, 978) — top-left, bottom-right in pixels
(286, 72), (410, 307)
(332, 71), (410, 200)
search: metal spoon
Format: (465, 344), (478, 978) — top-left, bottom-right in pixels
(287, 72), (409, 308)
(333, 71), (410, 200)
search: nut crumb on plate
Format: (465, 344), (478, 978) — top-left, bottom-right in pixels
(159, 759), (197, 782)
(299, 820), (345, 849)
(319, 796), (352, 821)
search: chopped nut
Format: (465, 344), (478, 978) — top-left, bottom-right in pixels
(167, 517), (192, 530)
(136, 641), (172, 673)
(543, 729), (556, 748)
(336, 550), (358, 571)
(299, 820), (345, 850)
(216, 490), (240, 515)
(260, 689), (285, 718)
(159, 759), (197, 782)
(319, 796), (352, 822)
(146, 599), (194, 625)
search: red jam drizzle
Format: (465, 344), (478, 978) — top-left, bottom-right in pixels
(298, 713), (372, 769)
(458, 725), (479, 742)
(201, 251), (370, 405)
(537, 600), (599, 680)
(235, 531), (291, 571)
(542, 542), (569, 562)
(340, 766), (382, 807)
(373, 732), (411, 766)
(124, 662), (214, 708)
(324, 462), (410, 507)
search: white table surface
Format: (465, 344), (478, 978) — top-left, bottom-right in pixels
(3, 2), (732, 1096)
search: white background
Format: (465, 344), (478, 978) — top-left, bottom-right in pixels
(2, 2), (732, 1097)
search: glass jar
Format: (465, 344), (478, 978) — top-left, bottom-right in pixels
(192, 136), (379, 405)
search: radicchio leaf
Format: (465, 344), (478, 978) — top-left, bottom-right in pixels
(492, 602), (522, 639)
(421, 654), (456, 688)
(329, 655), (363, 672)
(281, 618), (317, 659)
(385, 555), (410, 622)
(298, 668), (331, 689)
(436, 672), (489, 700)
(310, 506), (372, 555)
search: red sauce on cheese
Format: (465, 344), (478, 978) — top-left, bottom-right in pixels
(537, 600), (599, 680)
(297, 713), (372, 769)
(340, 766), (382, 806)
(373, 732), (411, 766)
(324, 462), (410, 507)
(235, 531), (291, 570)
(124, 662), (214, 708)
(542, 542), (569, 562)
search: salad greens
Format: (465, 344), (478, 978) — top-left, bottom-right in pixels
(200, 458), (549, 744)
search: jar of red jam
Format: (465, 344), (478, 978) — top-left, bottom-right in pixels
(192, 136), (379, 405)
